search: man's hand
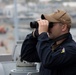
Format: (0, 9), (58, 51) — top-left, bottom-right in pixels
(38, 20), (49, 34)
(32, 29), (39, 38)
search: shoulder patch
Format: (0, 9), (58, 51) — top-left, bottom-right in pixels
(61, 48), (65, 53)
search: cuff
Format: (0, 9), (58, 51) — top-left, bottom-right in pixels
(38, 32), (49, 41)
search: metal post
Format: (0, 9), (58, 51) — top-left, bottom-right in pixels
(13, 0), (19, 42)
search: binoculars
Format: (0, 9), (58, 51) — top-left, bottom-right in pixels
(30, 14), (54, 29)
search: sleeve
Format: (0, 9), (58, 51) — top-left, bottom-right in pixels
(21, 33), (40, 62)
(36, 32), (76, 69)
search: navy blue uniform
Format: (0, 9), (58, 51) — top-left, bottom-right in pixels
(21, 32), (76, 75)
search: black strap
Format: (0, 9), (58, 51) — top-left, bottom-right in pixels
(53, 33), (70, 43)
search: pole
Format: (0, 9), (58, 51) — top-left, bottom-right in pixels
(13, 0), (19, 42)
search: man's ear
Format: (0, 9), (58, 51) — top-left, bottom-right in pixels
(62, 24), (67, 32)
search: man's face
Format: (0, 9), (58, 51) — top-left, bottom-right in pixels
(48, 22), (63, 39)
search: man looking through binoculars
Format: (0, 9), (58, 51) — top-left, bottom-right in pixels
(21, 10), (76, 75)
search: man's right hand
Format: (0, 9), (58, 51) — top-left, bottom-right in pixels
(32, 29), (39, 38)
